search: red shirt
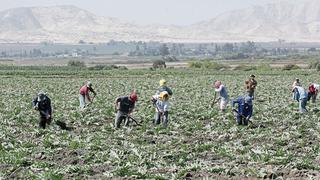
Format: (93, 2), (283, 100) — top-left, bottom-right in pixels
(309, 84), (318, 95)
(80, 85), (91, 95)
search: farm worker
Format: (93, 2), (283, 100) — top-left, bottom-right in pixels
(212, 80), (229, 112)
(307, 83), (320, 103)
(292, 78), (301, 102)
(114, 92), (138, 128)
(231, 95), (253, 126)
(292, 85), (308, 113)
(245, 74), (258, 99)
(32, 91), (52, 129)
(151, 91), (170, 127)
(156, 79), (173, 96)
(79, 81), (97, 109)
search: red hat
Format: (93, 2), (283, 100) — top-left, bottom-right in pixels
(130, 92), (138, 102)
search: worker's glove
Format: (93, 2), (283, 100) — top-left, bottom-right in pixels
(33, 106), (38, 110)
(46, 114), (51, 120)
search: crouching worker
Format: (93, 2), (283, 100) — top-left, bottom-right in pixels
(32, 92), (52, 129)
(292, 85), (308, 113)
(231, 95), (253, 126)
(114, 92), (138, 128)
(152, 91), (170, 128)
(308, 83), (320, 103)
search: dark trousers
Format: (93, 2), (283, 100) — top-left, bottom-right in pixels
(155, 111), (169, 127)
(237, 115), (249, 126)
(115, 111), (129, 128)
(308, 92), (317, 103)
(39, 116), (52, 129)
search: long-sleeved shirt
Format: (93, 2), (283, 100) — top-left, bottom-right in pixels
(215, 85), (229, 100)
(294, 86), (307, 99)
(232, 96), (253, 118)
(156, 86), (173, 96)
(32, 95), (52, 117)
(152, 95), (169, 112)
(309, 83), (320, 95)
(115, 96), (135, 114)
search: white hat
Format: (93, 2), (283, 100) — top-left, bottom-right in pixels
(86, 81), (92, 87)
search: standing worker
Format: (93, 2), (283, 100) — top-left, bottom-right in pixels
(245, 74), (258, 99)
(292, 78), (301, 102)
(79, 81), (97, 109)
(292, 85), (308, 113)
(212, 80), (229, 112)
(152, 91), (170, 128)
(114, 92), (138, 128)
(308, 83), (320, 103)
(231, 95), (253, 126)
(156, 79), (173, 96)
(32, 91), (52, 129)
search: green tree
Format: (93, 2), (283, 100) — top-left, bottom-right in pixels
(159, 44), (170, 56)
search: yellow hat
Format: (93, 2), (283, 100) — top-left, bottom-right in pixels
(159, 79), (166, 86)
(159, 91), (169, 100)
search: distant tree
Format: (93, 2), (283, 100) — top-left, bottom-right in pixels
(112, 52), (120, 55)
(163, 55), (178, 62)
(222, 43), (234, 52)
(240, 41), (256, 53)
(31, 49), (42, 57)
(135, 45), (140, 52)
(308, 48), (317, 52)
(107, 39), (116, 45)
(214, 44), (221, 53)
(153, 60), (166, 69)
(159, 44), (170, 56)
(78, 40), (86, 44)
(67, 60), (86, 67)
(171, 43), (178, 56)
(1, 51), (7, 57)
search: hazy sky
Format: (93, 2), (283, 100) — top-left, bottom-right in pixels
(0, 0), (272, 25)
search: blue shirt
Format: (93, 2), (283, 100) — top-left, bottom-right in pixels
(232, 96), (253, 118)
(294, 86), (307, 99)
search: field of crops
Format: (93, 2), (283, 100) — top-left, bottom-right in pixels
(1, 67), (320, 179)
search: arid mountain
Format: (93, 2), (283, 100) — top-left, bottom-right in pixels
(0, 0), (319, 43)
